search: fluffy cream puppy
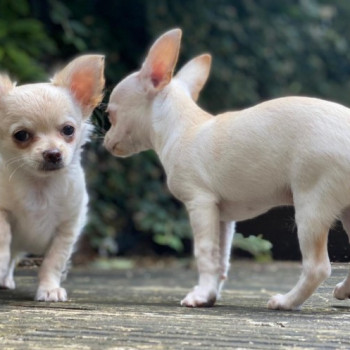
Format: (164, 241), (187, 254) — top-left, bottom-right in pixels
(0, 55), (105, 301)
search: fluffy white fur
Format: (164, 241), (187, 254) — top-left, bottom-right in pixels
(0, 55), (105, 301)
(104, 28), (350, 310)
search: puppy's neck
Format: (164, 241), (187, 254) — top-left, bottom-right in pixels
(150, 81), (212, 164)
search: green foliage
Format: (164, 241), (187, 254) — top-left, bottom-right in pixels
(146, 0), (350, 111)
(233, 234), (273, 262)
(0, 0), (56, 81)
(84, 139), (191, 255)
(48, 0), (89, 52)
(4, 0), (350, 259)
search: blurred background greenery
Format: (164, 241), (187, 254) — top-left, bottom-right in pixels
(2, 0), (350, 261)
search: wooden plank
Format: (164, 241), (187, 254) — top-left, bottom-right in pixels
(0, 262), (350, 349)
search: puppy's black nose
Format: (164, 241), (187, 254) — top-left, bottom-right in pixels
(43, 149), (62, 164)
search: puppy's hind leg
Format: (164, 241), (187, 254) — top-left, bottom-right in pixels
(268, 201), (331, 310)
(333, 207), (350, 300)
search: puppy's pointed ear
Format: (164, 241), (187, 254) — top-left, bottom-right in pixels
(0, 74), (15, 97)
(52, 55), (105, 117)
(139, 29), (182, 93)
(175, 54), (211, 102)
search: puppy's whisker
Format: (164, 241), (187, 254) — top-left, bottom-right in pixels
(5, 155), (27, 164)
(5, 156), (28, 169)
(96, 102), (108, 111)
(90, 134), (106, 140)
(92, 128), (107, 136)
(8, 162), (26, 182)
(6, 155), (26, 163)
(91, 122), (108, 135)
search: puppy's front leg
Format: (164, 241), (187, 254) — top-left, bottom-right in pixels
(36, 224), (81, 302)
(181, 199), (221, 307)
(0, 211), (14, 289)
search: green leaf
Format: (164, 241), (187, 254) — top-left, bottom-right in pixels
(233, 233), (273, 261)
(154, 233), (184, 252)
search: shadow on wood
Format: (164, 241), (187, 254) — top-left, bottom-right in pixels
(1, 262), (350, 349)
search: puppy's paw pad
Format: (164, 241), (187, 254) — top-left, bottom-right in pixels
(267, 294), (297, 310)
(36, 287), (67, 302)
(333, 282), (350, 300)
(0, 277), (15, 290)
(180, 287), (216, 308)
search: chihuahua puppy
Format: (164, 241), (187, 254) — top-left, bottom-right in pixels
(0, 55), (105, 301)
(104, 28), (350, 310)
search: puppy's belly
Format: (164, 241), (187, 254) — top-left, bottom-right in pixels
(219, 200), (292, 222)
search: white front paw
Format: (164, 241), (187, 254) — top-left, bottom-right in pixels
(0, 276), (15, 290)
(333, 282), (350, 300)
(267, 293), (299, 310)
(36, 287), (67, 302)
(181, 286), (217, 307)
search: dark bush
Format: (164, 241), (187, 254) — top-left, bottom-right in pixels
(2, 0), (350, 258)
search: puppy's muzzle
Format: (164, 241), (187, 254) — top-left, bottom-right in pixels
(42, 149), (64, 171)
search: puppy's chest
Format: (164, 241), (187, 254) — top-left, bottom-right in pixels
(10, 188), (67, 254)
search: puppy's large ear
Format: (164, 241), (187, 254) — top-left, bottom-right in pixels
(0, 74), (15, 97)
(175, 54), (211, 102)
(52, 55), (105, 117)
(139, 29), (182, 94)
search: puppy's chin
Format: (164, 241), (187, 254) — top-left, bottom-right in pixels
(40, 162), (65, 172)
(107, 142), (135, 158)
(112, 149), (135, 159)
(25, 161), (66, 178)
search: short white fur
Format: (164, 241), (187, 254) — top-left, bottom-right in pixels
(0, 55), (105, 301)
(104, 29), (350, 310)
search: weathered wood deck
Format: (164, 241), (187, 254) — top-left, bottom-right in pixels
(1, 261), (350, 349)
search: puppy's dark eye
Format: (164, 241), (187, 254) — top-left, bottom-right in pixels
(13, 130), (31, 142)
(62, 125), (75, 136)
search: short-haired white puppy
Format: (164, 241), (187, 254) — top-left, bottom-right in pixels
(0, 55), (105, 301)
(104, 28), (350, 310)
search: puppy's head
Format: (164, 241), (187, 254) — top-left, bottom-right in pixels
(104, 29), (211, 158)
(0, 55), (105, 177)
(104, 29), (182, 158)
